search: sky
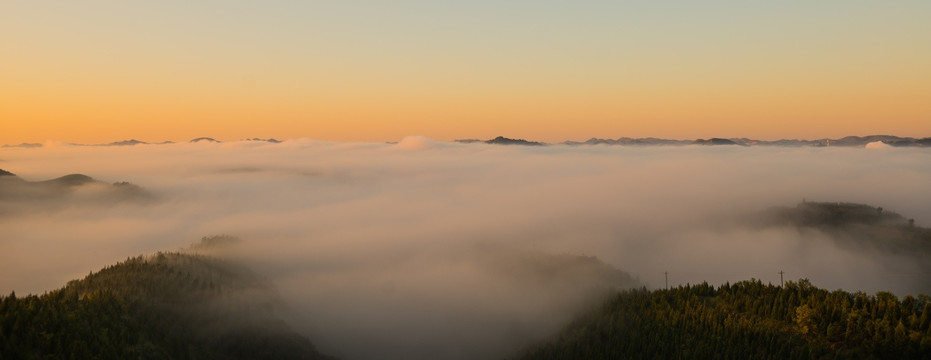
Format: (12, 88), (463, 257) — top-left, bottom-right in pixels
(2, 1), (930, 144)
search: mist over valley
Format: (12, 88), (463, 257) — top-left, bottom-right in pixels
(2, 138), (930, 358)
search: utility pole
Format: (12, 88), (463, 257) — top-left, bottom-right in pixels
(779, 270), (784, 287)
(665, 271), (668, 290)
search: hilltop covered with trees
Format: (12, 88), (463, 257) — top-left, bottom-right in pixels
(517, 280), (931, 359)
(0, 252), (332, 360)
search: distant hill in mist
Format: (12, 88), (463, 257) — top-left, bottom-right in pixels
(0, 142), (42, 148)
(456, 134), (929, 147)
(752, 201), (917, 228)
(0, 169), (153, 215)
(104, 139), (156, 146)
(564, 135), (931, 147)
(6, 134), (929, 148)
(746, 201), (931, 296)
(190, 137), (221, 143)
(457, 134), (931, 147)
(472, 244), (642, 293)
(455, 136), (546, 146)
(64, 139), (178, 146)
(693, 137), (741, 146)
(750, 201), (930, 256)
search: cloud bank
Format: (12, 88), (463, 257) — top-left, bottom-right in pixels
(2, 139), (930, 359)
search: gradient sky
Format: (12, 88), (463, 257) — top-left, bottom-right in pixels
(2, 1), (930, 144)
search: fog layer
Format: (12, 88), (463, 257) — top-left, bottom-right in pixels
(1, 139), (930, 359)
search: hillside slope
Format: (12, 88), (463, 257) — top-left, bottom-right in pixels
(516, 280), (931, 359)
(0, 252), (332, 360)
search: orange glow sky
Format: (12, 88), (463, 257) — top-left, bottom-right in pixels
(2, 1), (930, 144)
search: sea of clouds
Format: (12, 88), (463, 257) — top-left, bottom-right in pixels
(1, 137), (929, 359)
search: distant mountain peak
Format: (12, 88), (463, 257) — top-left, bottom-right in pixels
(0, 169), (15, 177)
(561, 135), (931, 147)
(106, 139), (148, 146)
(565, 137), (691, 146)
(45, 174), (96, 186)
(244, 138), (282, 143)
(5, 134), (929, 148)
(694, 138), (741, 146)
(485, 136), (546, 146)
(1, 142), (42, 148)
(190, 137), (221, 143)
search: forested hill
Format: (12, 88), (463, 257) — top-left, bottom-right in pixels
(0, 169), (153, 217)
(749, 201), (931, 255)
(0, 252), (333, 360)
(749, 201), (931, 295)
(516, 280), (931, 359)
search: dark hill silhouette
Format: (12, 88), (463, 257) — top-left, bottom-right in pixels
(748, 201), (931, 295)
(191, 137), (221, 143)
(6, 134), (929, 147)
(0, 169), (15, 176)
(105, 139), (148, 146)
(564, 135), (930, 147)
(41, 173), (95, 187)
(755, 201), (913, 228)
(60, 139), (174, 146)
(485, 136), (546, 146)
(0, 142), (42, 148)
(0, 172), (154, 215)
(454, 136), (546, 145)
(829, 135), (911, 147)
(473, 244), (642, 292)
(694, 138), (741, 145)
(565, 137), (691, 146)
(244, 138), (282, 143)
(749, 201), (929, 250)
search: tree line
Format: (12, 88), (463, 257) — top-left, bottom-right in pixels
(517, 279), (931, 359)
(0, 252), (331, 360)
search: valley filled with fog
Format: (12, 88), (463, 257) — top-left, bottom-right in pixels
(1, 137), (929, 359)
